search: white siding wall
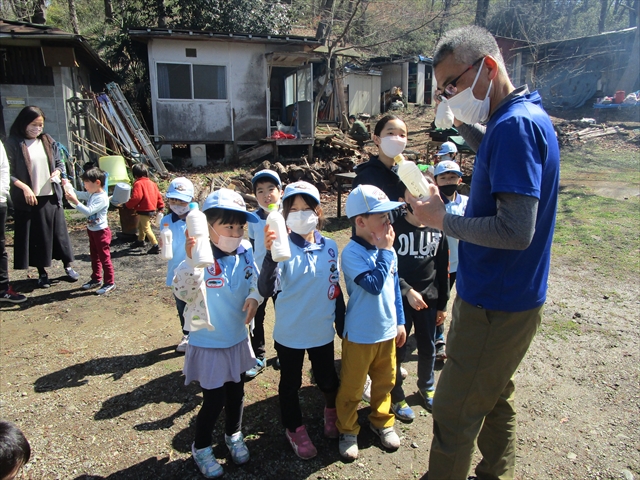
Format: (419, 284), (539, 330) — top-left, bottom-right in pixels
(345, 73), (381, 116)
(148, 38), (268, 143)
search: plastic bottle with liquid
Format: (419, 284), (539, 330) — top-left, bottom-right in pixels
(394, 154), (432, 200)
(265, 204), (291, 262)
(186, 203), (214, 267)
(160, 223), (173, 260)
(63, 182), (75, 195)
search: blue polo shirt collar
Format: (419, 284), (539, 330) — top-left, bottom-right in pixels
(351, 235), (376, 250)
(290, 231), (325, 251)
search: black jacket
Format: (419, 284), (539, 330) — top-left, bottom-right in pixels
(352, 155), (404, 201)
(5, 133), (64, 211)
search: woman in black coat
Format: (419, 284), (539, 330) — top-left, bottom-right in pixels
(6, 106), (78, 288)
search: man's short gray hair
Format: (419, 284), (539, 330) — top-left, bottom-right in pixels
(433, 26), (506, 73)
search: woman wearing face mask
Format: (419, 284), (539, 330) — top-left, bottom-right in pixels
(6, 106), (78, 288)
(258, 181), (345, 460)
(352, 115), (408, 204)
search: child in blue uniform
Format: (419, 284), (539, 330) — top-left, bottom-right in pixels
(336, 184), (406, 460)
(433, 160), (468, 361)
(161, 177), (195, 353)
(246, 169), (283, 377)
(390, 179), (449, 421)
(173, 188), (261, 479)
(258, 181), (344, 460)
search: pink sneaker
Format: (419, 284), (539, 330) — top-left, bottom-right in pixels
(285, 425), (317, 460)
(324, 407), (338, 438)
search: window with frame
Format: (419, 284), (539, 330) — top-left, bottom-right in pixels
(157, 63), (227, 100)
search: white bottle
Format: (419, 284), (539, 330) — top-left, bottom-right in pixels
(394, 154), (431, 200)
(160, 223), (173, 260)
(266, 204), (291, 262)
(154, 211), (164, 228)
(186, 202), (214, 267)
(63, 182), (75, 195)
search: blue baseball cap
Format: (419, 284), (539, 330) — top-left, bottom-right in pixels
(202, 188), (259, 223)
(166, 177), (194, 202)
(434, 160), (462, 177)
(282, 181), (321, 204)
(251, 169), (282, 188)
(346, 185), (404, 218)
(436, 141), (458, 156)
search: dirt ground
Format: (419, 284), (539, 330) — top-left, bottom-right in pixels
(1, 109), (639, 480)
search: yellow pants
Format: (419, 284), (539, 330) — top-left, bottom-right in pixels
(137, 214), (157, 244)
(336, 336), (396, 435)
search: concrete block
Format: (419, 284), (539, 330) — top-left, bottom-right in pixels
(189, 144), (207, 167)
(159, 144), (173, 160)
(27, 85), (56, 97)
(1, 84), (28, 97)
(27, 97), (56, 113)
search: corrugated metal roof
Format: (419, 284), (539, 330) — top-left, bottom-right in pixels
(0, 18), (115, 78)
(129, 26), (322, 46)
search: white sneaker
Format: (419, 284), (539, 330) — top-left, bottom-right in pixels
(362, 375), (372, 403)
(176, 335), (189, 353)
(370, 424), (400, 450)
(338, 433), (358, 460)
(400, 366), (408, 379)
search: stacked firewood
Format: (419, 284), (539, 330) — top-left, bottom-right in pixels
(230, 157), (358, 196)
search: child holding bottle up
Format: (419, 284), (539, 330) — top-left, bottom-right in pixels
(258, 181), (344, 460)
(173, 189), (261, 478)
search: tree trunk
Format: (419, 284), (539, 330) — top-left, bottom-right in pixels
(630, 0), (639, 28)
(68, 0), (80, 34)
(157, 0), (166, 27)
(104, 0), (114, 23)
(616, 2), (639, 93)
(598, 0), (609, 33)
(474, 0), (490, 27)
(31, 0), (47, 24)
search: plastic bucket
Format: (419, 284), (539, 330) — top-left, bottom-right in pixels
(614, 90), (625, 104)
(99, 156), (130, 185)
(111, 183), (131, 205)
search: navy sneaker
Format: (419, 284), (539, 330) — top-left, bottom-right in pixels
(419, 389), (435, 413)
(0, 286), (27, 304)
(391, 400), (415, 422)
(38, 274), (51, 288)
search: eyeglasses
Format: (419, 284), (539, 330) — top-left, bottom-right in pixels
(440, 57), (484, 99)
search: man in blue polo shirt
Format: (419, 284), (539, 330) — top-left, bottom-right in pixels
(408, 26), (560, 480)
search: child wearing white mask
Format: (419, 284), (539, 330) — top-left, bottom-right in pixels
(162, 177), (195, 353)
(352, 115), (408, 204)
(258, 181), (345, 460)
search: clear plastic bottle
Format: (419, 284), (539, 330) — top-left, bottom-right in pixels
(186, 202), (214, 267)
(63, 182), (75, 195)
(265, 203), (291, 262)
(160, 223), (173, 260)
(394, 154), (432, 200)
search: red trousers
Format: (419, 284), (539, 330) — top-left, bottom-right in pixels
(87, 228), (115, 285)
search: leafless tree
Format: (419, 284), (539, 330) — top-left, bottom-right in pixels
(475, 0), (490, 27)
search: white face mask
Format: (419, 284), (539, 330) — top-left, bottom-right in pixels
(447, 58), (492, 125)
(379, 135), (406, 158)
(435, 99), (455, 129)
(286, 210), (318, 235)
(170, 204), (190, 216)
(209, 225), (242, 253)
(26, 125), (43, 139)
